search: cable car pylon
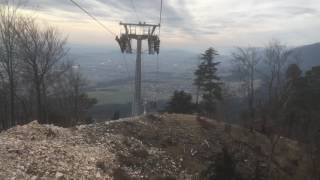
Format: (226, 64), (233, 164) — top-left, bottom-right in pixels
(116, 22), (160, 116)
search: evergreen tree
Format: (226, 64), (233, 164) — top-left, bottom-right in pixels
(166, 90), (195, 114)
(286, 64), (302, 81)
(284, 65), (320, 139)
(194, 47), (222, 117)
(201, 147), (243, 180)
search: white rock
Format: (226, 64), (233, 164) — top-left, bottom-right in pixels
(30, 176), (38, 180)
(55, 172), (64, 179)
(96, 171), (101, 178)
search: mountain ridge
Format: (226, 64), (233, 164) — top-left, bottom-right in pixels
(291, 42), (320, 70)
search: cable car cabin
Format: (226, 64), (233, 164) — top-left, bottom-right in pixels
(115, 35), (132, 53)
(148, 36), (160, 54)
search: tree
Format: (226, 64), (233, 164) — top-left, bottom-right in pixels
(66, 67), (87, 122)
(286, 64), (302, 81)
(302, 66), (320, 180)
(0, 2), (21, 127)
(194, 47), (222, 117)
(264, 40), (291, 101)
(232, 47), (260, 121)
(201, 147), (243, 180)
(282, 64), (302, 137)
(16, 17), (68, 123)
(46, 65), (97, 126)
(0, 70), (8, 130)
(166, 90), (195, 114)
(283, 65), (320, 140)
(0, 3), (94, 128)
(261, 40), (292, 124)
(282, 66), (320, 179)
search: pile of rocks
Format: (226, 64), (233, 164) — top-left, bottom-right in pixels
(0, 114), (308, 179)
(0, 121), (118, 179)
(0, 118), (186, 179)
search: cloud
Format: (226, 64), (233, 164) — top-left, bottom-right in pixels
(21, 0), (201, 35)
(11, 0), (320, 47)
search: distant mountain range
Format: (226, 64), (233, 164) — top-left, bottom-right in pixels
(291, 42), (320, 70)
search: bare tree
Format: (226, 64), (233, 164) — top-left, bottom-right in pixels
(232, 47), (260, 123)
(0, 2), (22, 127)
(16, 17), (68, 123)
(258, 40), (296, 138)
(263, 40), (292, 104)
(47, 64), (96, 126)
(0, 3), (94, 128)
(67, 67), (87, 123)
(52, 66), (88, 124)
(0, 69), (7, 129)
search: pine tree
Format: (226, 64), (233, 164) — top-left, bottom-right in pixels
(201, 147), (243, 180)
(166, 90), (195, 114)
(194, 47), (222, 117)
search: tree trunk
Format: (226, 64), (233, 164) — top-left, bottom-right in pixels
(35, 80), (42, 123)
(7, 50), (15, 127)
(9, 75), (15, 126)
(250, 65), (255, 119)
(41, 82), (48, 124)
(195, 86), (200, 113)
(74, 86), (79, 123)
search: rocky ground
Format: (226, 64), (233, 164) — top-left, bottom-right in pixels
(0, 114), (312, 179)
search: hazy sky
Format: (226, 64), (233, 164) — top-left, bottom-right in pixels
(20, 0), (320, 51)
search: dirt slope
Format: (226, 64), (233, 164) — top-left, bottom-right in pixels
(0, 114), (310, 179)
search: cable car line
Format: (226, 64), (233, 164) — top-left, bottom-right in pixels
(69, 0), (116, 36)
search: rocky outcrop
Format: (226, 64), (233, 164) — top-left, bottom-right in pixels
(0, 114), (310, 179)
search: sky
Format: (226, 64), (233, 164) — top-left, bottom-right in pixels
(16, 0), (320, 51)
